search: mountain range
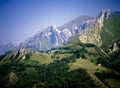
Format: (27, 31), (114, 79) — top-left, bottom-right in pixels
(0, 9), (113, 54)
(19, 15), (93, 51)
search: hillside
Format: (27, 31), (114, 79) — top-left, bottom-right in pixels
(100, 12), (120, 50)
(0, 36), (120, 88)
(0, 9), (120, 88)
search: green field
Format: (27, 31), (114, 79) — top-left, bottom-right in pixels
(30, 53), (53, 64)
(68, 58), (108, 88)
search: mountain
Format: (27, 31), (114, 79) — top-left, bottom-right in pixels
(1, 9), (119, 54)
(20, 9), (118, 52)
(0, 15), (93, 55)
(79, 9), (120, 53)
(0, 42), (16, 55)
(0, 9), (120, 88)
(19, 15), (93, 51)
(58, 15), (94, 32)
(1, 9), (119, 55)
(0, 35), (120, 88)
(79, 9), (111, 46)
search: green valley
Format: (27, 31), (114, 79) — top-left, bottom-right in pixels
(0, 10), (120, 88)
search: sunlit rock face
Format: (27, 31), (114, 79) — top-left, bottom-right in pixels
(79, 9), (111, 47)
(109, 42), (120, 53)
(97, 9), (111, 28)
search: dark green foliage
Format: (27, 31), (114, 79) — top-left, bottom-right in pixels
(108, 50), (120, 72)
(61, 55), (76, 63)
(79, 43), (95, 47)
(0, 64), (12, 88)
(65, 69), (96, 88)
(0, 54), (6, 60)
(54, 51), (60, 54)
(95, 72), (105, 82)
(95, 71), (120, 86)
(0, 64), (11, 77)
(95, 49), (120, 72)
(0, 57), (97, 88)
(96, 57), (108, 66)
(35, 62), (96, 88)
(25, 53), (31, 59)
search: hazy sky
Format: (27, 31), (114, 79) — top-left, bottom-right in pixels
(0, 0), (120, 45)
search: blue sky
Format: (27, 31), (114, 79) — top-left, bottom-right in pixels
(0, 0), (120, 45)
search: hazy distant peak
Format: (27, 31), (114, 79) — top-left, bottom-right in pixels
(66, 15), (93, 24)
(59, 15), (93, 30)
(75, 15), (94, 19)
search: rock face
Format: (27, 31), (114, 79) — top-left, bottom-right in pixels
(19, 15), (93, 51)
(109, 42), (120, 53)
(79, 9), (111, 47)
(19, 26), (66, 51)
(17, 48), (26, 60)
(18, 48), (26, 56)
(97, 9), (111, 28)
(59, 15), (94, 34)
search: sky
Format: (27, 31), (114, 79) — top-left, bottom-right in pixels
(0, 0), (120, 45)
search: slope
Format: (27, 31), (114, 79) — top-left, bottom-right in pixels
(100, 12), (120, 49)
(0, 9), (120, 88)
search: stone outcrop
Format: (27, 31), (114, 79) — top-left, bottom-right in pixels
(17, 48), (26, 60)
(109, 42), (119, 53)
(79, 9), (111, 47)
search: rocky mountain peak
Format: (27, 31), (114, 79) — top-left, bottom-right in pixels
(109, 42), (120, 53)
(99, 9), (111, 19)
(97, 9), (111, 28)
(79, 9), (111, 47)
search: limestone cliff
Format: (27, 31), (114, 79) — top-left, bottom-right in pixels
(79, 9), (111, 47)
